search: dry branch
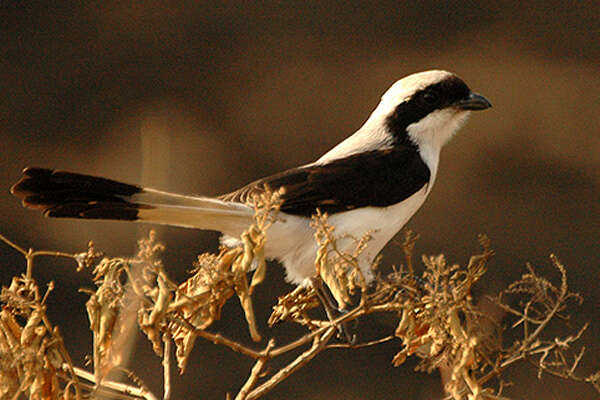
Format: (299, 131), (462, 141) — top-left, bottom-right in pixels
(0, 195), (598, 399)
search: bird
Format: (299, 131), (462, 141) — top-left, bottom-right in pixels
(11, 70), (491, 287)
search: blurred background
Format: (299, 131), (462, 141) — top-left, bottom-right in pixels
(1, 1), (598, 399)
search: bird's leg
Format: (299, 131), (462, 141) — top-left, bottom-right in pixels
(309, 277), (338, 316)
(309, 277), (356, 344)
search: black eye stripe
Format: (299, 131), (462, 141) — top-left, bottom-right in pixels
(422, 90), (440, 105)
(385, 75), (472, 145)
(413, 78), (470, 108)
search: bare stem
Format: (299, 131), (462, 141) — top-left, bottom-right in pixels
(245, 327), (336, 400)
(71, 366), (158, 400)
(0, 232), (28, 256)
(163, 333), (171, 400)
(326, 335), (395, 349)
(235, 339), (275, 400)
(192, 328), (264, 359)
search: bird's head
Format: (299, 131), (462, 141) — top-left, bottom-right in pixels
(370, 70), (491, 151)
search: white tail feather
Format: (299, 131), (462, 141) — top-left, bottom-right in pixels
(133, 188), (254, 235)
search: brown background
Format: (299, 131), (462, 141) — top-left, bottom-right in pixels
(1, 1), (598, 399)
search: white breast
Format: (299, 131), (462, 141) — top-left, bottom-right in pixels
(264, 185), (430, 285)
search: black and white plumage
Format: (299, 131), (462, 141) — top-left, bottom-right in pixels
(11, 70), (491, 285)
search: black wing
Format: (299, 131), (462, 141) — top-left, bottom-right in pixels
(220, 148), (431, 217)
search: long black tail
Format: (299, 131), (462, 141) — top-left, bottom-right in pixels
(11, 167), (145, 220)
(11, 167), (254, 234)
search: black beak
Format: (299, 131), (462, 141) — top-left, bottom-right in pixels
(455, 92), (492, 111)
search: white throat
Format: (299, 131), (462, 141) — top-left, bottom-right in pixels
(407, 109), (470, 186)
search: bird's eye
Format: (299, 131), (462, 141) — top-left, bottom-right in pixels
(422, 90), (439, 106)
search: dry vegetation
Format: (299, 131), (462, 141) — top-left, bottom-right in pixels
(0, 191), (598, 400)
